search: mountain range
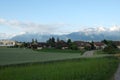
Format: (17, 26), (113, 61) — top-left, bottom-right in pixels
(10, 26), (120, 42)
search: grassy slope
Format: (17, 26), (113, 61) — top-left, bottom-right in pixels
(0, 57), (119, 80)
(0, 48), (82, 65)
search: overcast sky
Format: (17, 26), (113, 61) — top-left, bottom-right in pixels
(0, 0), (120, 37)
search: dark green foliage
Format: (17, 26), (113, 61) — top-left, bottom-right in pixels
(103, 46), (119, 54)
(67, 39), (72, 49)
(102, 40), (119, 54)
(55, 40), (65, 49)
(67, 39), (72, 45)
(90, 41), (95, 50)
(32, 38), (34, 44)
(70, 43), (78, 50)
(47, 37), (56, 47)
(84, 46), (91, 50)
(102, 39), (109, 45)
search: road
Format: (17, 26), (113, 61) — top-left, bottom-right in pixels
(82, 50), (94, 57)
(114, 63), (120, 80)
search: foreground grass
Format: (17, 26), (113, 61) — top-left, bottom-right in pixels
(0, 57), (119, 80)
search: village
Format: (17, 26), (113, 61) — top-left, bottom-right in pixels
(0, 38), (120, 51)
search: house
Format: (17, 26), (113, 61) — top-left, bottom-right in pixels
(74, 41), (85, 49)
(15, 42), (23, 47)
(29, 42), (47, 50)
(113, 41), (120, 49)
(74, 41), (91, 50)
(37, 42), (47, 50)
(56, 40), (68, 49)
(0, 40), (16, 47)
(94, 42), (106, 49)
(84, 42), (92, 50)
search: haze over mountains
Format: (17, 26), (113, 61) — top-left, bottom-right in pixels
(10, 26), (120, 42)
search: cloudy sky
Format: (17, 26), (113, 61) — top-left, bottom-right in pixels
(0, 0), (120, 38)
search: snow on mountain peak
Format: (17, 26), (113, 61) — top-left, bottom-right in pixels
(79, 26), (120, 33)
(109, 25), (120, 31)
(96, 27), (106, 32)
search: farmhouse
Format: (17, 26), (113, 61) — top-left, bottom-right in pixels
(74, 41), (85, 49)
(94, 42), (106, 49)
(0, 40), (16, 46)
(74, 41), (91, 50)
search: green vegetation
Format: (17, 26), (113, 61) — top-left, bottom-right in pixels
(0, 48), (82, 65)
(0, 47), (119, 80)
(102, 40), (120, 54)
(94, 50), (107, 55)
(37, 48), (85, 54)
(95, 49), (120, 56)
(0, 57), (119, 80)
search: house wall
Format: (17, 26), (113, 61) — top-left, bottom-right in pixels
(0, 40), (15, 46)
(117, 46), (120, 49)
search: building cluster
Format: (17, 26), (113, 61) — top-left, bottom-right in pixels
(28, 40), (120, 50)
(0, 40), (16, 46)
(0, 39), (120, 50)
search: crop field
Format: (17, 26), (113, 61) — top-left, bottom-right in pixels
(0, 47), (119, 80)
(0, 48), (82, 66)
(0, 57), (119, 80)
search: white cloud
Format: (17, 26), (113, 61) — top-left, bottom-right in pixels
(0, 18), (65, 34)
(0, 18), (120, 39)
(0, 33), (16, 39)
(109, 25), (120, 31)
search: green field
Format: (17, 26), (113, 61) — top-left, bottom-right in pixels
(0, 48), (119, 80)
(0, 57), (119, 80)
(0, 48), (82, 66)
(37, 48), (85, 54)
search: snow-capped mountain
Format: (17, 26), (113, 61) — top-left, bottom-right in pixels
(10, 26), (120, 42)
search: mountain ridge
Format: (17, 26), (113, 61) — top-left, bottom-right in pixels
(11, 26), (120, 42)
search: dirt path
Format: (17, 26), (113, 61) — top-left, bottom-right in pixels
(82, 50), (94, 57)
(114, 63), (120, 80)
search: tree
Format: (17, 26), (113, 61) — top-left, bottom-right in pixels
(46, 37), (56, 47)
(70, 43), (78, 50)
(57, 37), (60, 43)
(35, 39), (38, 43)
(32, 38), (34, 44)
(51, 37), (55, 43)
(67, 39), (72, 45)
(103, 40), (118, 54)
(67, 39), (72, 49)
(90, 41), (95, 50)
(102, 39), (108, 45)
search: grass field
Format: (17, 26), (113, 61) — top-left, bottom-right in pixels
(37, 48), (85, 54)
(94, 50), (120, 55)
(0, 57), (119, 80)
(0, 48), (82, 65)
(0, 47), (119, 80)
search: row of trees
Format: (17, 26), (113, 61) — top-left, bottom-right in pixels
(46, 37), (97, 50)
(46, 37), (78, 50)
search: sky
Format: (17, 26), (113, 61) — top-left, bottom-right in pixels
(0, 0), (120, 38)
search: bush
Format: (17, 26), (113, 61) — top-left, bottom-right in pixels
(103, 45), (119, 54)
